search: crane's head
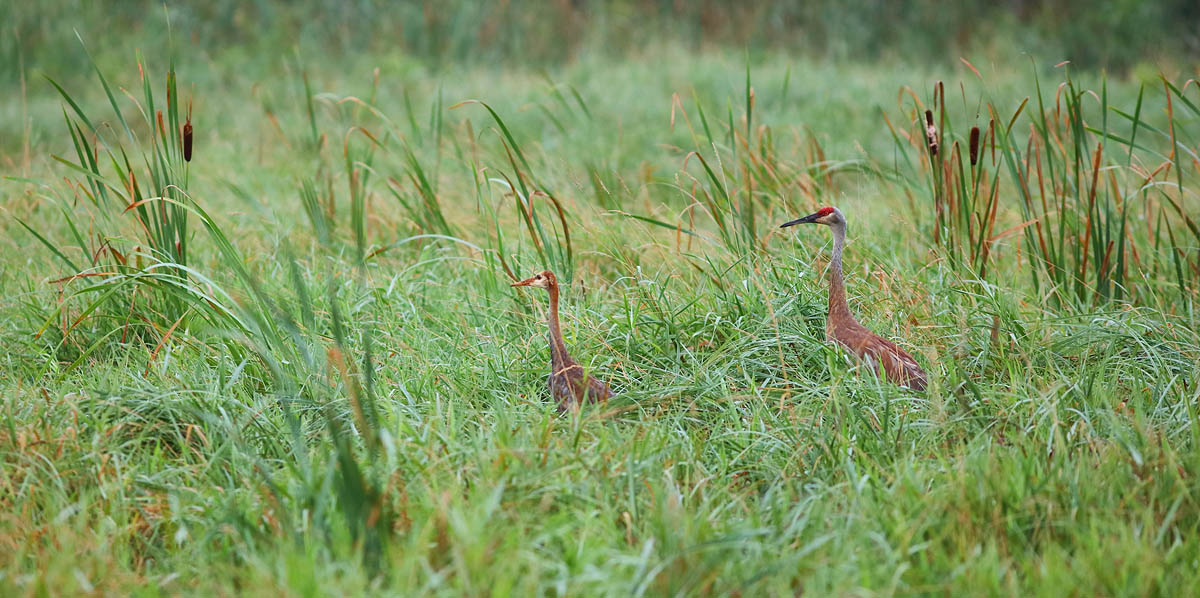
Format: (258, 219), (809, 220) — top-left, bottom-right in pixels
(779, 206), (843, 228)
(512, 270), (556, 290)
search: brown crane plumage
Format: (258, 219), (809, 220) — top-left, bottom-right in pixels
(780, 207), (928, 391)
(512, 270), (614, 410)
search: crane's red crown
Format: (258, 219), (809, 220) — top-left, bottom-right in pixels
(780, 207), (838, 228)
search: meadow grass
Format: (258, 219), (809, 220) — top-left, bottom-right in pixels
(1, 24), (1199, 597)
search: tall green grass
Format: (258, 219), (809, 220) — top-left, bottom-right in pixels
(893, 67), (1199, 308)
(887, 80), (1005, 278)
(631, 65), (866, 262)
(17, 43), (259, 375)
(4, 21), (1200, 597)
(12, 45), (400, 574)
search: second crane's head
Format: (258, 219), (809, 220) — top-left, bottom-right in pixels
(779, 206), (844, 229)
(511, 270), (557, 290)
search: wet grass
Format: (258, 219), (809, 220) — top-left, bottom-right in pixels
(1, 28), (1199, 597)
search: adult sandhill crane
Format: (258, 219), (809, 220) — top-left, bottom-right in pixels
(780, 207), (928, 391)
(512, 270), (614, 410)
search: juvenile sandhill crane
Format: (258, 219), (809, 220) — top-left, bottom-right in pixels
(512, 270), (614, 410)
(780, 207), (928, 390)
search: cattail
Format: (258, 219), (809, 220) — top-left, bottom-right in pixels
(969, 126), (980, 166)
(183, 117), (193, 162)
(924, 109), (938, 157)
(156, 110), (166, 141)
(183, 97), (194, 162)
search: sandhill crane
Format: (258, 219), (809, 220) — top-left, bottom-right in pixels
(512, 270), (614, 410)
(780, 207), (928, 390)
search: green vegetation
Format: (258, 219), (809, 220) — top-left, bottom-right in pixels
(2, 2), (1199, 595)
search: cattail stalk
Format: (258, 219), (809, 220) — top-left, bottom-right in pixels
(183, 97), (194, 162)
(969, 126), (980, 166)
(183, 118), (193, 162)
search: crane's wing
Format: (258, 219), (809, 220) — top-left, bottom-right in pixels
(835, 324), (928, 391)
(551, 363), (613, 411)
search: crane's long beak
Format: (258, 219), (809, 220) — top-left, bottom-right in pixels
(779, 211), (822, 228)
(511, 276), (537, 287)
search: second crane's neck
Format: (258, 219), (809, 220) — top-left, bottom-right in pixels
(546, 283), (573, 368)
(828, 220), (854, 324)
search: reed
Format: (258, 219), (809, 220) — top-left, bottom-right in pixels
(19, 42), (251, 365)
(629, 63), (867, 264)
(1000, 70), (1198, 307)
(888, 80), (1004, 279)
(892, 68), (1199, 308)
(455, 99), (576, 284)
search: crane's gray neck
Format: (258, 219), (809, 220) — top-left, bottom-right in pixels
(828, 220), (854, 323)
(547, 284), (573, 368)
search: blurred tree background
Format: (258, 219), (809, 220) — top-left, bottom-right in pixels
(4, 0), (1198, 83)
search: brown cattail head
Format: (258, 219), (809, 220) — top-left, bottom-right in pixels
(183, 118), (193, 162)
(924, 110), (939, 157)
(969, 126), (980, 166)
(156, 110), (166, 141)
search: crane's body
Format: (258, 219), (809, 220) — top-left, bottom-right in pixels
(781, 207), (928, 391)
(512, 270), (614, 410)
